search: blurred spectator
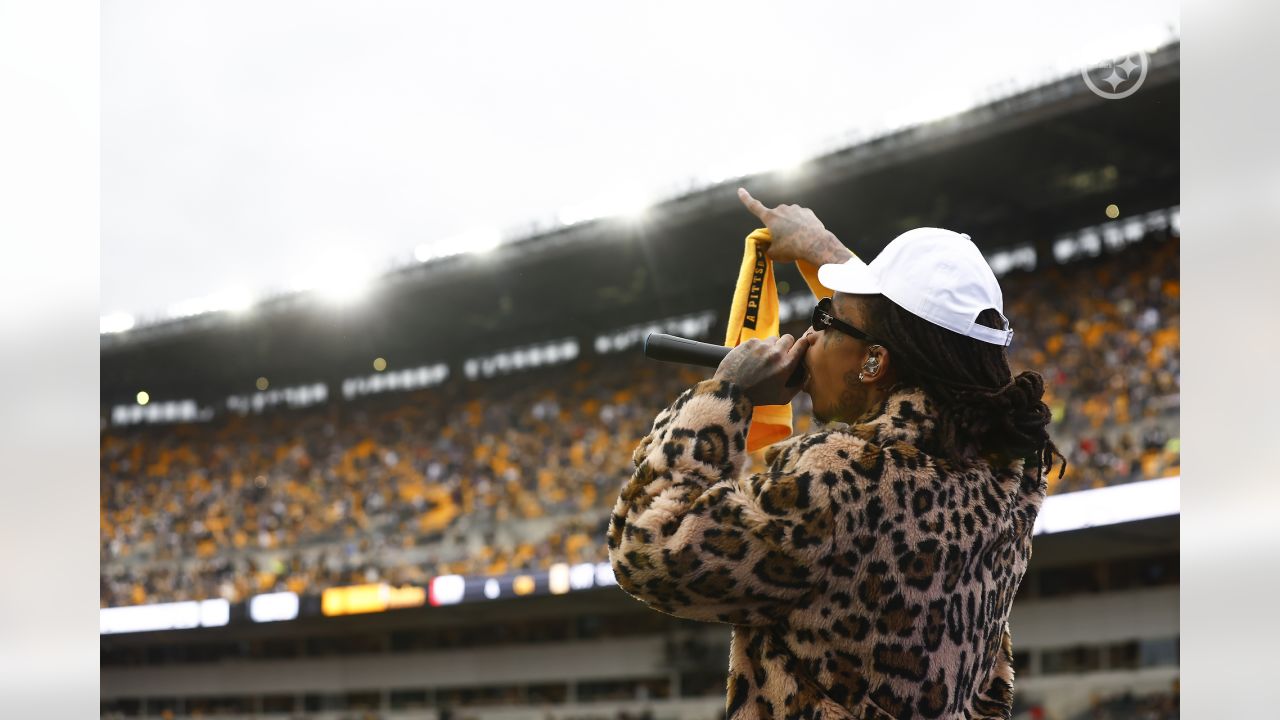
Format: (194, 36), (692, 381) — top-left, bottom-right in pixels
(1002, 236), (1180, 493)
(101, 360), (701, 606)
(1079, 686), (1179, 720)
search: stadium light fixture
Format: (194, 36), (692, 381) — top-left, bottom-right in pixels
(300, 256), (376, 304)
(773, 158), (808, 179)
(217, 287), (254, 314)
(414, 240), (461, 263)
(458, 228), (503, 255)
(615, 198), (653, 222)
(168, 295), (214, 319)
(414, 243), (437, 262)
(557, 203), (595, 226)
(318, 275), (372, 303)
(715, 145), (810, 183)
(165, 298), (202, 319)
(418, 229), (503, 260)
(163, 287), (257, 320)
(558, 188), (654, 226)
(759, 145), (811, 179)
(885, 89), (975, 130)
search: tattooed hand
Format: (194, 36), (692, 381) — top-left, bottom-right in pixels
(714, 333), (819, 406)
(738, 188), (854, 267)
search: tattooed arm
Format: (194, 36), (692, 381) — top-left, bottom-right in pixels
(738, 188), (854, 267)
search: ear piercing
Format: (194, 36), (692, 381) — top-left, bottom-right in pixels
(859, 348), (882, 382)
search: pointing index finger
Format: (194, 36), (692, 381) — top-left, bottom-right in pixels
(738, 187), (770, 222)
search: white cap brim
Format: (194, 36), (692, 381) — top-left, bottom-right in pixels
(817, 257), (881, 295)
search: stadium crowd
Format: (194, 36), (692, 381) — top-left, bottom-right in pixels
(101, 233), (1180, 608)
(1075, 687), (1180, 720)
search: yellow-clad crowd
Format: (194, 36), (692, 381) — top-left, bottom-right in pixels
(100, 235), (1180, 608)
(1002, 236), (1181, 493)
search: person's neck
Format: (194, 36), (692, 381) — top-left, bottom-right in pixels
(862, 384), (897, 421)
(830, 384), (894, 425)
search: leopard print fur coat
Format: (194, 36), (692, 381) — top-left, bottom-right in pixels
(607, 379), (1046, 720)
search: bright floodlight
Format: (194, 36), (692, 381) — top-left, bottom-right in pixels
(319, 275), (371, 303)
(301, 255), (375, 304)
(417, 232), (494, 262)
(614, 198), (652, 221)
(885, 90), (975, 130)
(217, 288), (254, 314)
(559, 190), (653, 225)
(768, 150), (810, 179)
(458, 228), (502, 255)
(726, 147), (809, 181)
(100, 313), (135, 334)
(557, 202), (598, 226)
(415, 240), (463, 263)
(163, 287), (257, 319)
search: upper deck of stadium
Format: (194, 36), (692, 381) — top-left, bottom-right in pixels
(100, 42), (1178, 411)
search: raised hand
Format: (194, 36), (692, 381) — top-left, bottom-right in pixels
(738, 188), (853, 267)
(714, 332), (819, 406)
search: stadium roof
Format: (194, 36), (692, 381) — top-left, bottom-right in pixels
(101, 43), (1178, 407)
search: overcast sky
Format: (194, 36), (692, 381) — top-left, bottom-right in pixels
(102, 0), (1179, 323)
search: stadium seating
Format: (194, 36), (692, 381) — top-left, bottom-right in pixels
(1065, 687), (1179, 720)
(100, 234), (1180, 608)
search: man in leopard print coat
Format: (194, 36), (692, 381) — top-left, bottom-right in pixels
(608, 191), (1058, 720)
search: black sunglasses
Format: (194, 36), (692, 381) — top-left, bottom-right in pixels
(811, 297), (879, 344)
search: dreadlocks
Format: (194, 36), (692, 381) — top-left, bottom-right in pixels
(862, 295), (1065, 478)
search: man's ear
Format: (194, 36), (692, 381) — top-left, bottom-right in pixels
(861, 344), (891, 384)
(876, 346), (897, 386)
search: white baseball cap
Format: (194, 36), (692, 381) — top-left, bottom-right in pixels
(816, 227), (1014, 346)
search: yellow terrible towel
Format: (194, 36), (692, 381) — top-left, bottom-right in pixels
(725, 228), (834, 451)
